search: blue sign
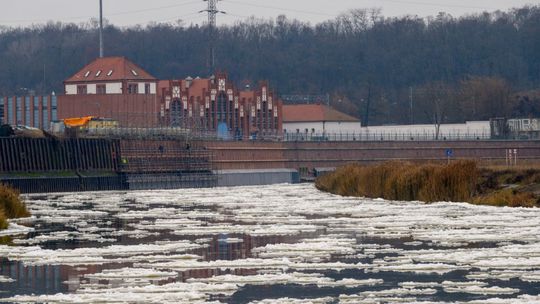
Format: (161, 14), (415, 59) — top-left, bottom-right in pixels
(445, 149), (453, 157)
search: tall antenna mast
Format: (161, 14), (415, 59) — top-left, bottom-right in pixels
(200, 0), (225, 72)
(99, 0), (104, 58)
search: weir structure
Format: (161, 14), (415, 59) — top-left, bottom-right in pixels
(0, 136), (216, 193)
(2, 134), (540, 193)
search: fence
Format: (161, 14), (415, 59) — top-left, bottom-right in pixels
(67, 127), (538, 142)
(283, 131), (494, 142)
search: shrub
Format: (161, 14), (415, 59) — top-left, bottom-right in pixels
(472, 189), (538, 208)
(0, 184), (30, 222)
(316, 160), (478, 203)
(0, 210), (7, 230)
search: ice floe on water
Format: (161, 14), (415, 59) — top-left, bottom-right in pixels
(2, 183), (540, 303)
(0, 275), (14, 283)
(0, 222), (34, 237)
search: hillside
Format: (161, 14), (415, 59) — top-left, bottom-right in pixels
(1, 5), (540, 124)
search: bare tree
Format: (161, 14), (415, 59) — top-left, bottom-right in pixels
(417, 82), (455, 139)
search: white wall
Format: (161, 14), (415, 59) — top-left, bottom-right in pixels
(65, 84), (77, 95)
(284, 121), (362, 134)
(87, 84), (96, 94)
(138, 83), (145, 94)
(65, 82), (156, 95)
(137, 82), (157, 94)
(106, 82), (122, 94)
(362, 121), (490, 137)
(283, 120), (491, 140)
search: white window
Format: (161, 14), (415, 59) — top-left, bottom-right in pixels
(107, 70), (113, 76)
(95, 70), (102, 77)
(84, 71), (91, 77)
(131, 69), (138, 76)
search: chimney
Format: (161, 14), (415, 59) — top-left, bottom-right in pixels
(185, 76), (193, 89)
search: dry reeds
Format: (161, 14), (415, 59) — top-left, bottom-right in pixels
(0, 210), (7, 230)
(316, 160), (478, 203)
(0, 184), (30, 229)
(471, 189), (538, 208)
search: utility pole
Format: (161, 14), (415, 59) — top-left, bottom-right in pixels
(200, 0), (225, 73)
(99, 0), (104, 58)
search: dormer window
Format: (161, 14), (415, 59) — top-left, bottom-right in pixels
(84, 71), (91, 77)
(131, 69), (138, 76)
(107, 70), (113, 76)
(95, 70), (102, 77)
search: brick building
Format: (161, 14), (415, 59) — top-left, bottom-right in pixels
(159, 73), (282, 138)
(58, 56), (160, 127)
(56, 57), (283, 138)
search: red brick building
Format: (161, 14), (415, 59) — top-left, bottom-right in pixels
(58, 57), (160, 127)
(57, 57), (283, 138)
(159, 73), (282, 138)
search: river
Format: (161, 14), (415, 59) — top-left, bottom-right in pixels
(0, 184), (539, 303)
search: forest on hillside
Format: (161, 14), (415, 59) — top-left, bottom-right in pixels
(1, 5), (540, 125)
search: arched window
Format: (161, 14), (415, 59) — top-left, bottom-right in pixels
(170, 99), (182, 127)
(217, 92), (228, 124)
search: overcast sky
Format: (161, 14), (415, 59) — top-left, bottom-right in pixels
(1, 0), (537, 27)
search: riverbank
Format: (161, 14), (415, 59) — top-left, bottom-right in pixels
(315, 161), (540, 207)
(0, 184), (30, 229)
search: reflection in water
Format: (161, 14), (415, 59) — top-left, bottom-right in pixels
(0, 259), (63, 295)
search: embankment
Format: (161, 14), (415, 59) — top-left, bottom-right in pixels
(2, 137), (540, 193)
(315, 161), (540, 207)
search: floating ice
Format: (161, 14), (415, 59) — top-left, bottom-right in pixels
(0, 241), (204, 266)
(7, 183), (540, 303)
(84, 268), (178, 280)
(0, 223), (33, 237)
(0, 275), (14, 283)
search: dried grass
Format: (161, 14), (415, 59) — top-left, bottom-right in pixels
(0, 184), (30, 228)
(471, 189), (538, 208)
(316, 160), (478, 203)
(0, 210), (7, 230)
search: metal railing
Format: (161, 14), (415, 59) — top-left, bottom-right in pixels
(282, 131), (494, 142)
(48, 126), (540, 142)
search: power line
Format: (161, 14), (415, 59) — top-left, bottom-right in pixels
(225, 0), (336, 17)
(153, 12), (203, 23)
(376, 0), (495, 11)
(107, 0), (201, 17)
(0, 0), (201, 24)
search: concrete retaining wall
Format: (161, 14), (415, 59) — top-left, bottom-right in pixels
(217, 169), (300, 187)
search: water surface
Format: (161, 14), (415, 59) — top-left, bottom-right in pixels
(1, 184), (540, 303)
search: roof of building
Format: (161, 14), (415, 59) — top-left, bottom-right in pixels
(65, 56), (157, 83)
(283, 104), (359, 123)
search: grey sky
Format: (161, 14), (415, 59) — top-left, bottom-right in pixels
(1, 0), (537, 27)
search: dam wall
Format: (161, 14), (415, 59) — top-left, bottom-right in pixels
(2, 137), (540, 193)
(205, 140), (540, 170)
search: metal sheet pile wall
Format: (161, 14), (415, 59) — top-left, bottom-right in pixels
(0, 137), (119, 173)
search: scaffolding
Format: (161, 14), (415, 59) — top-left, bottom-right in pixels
(118, 139), (217, 189)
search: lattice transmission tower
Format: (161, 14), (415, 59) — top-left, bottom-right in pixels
(200, 0), (225, 72)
